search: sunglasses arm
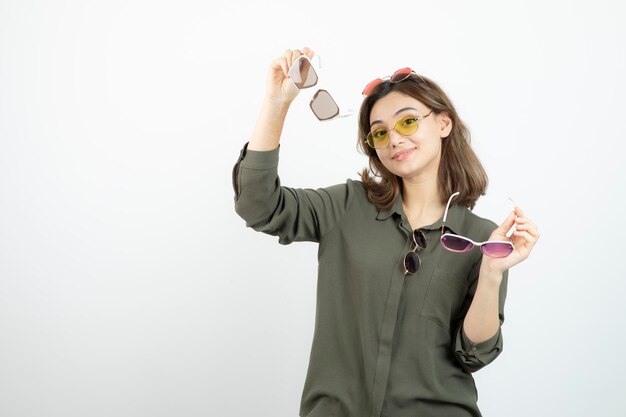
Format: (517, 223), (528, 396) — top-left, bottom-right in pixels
(304, 54), (322, 70)
(442, 191), (460, 223)
(337, 108), (356, 118)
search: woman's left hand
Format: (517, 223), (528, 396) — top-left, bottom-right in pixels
(481, 207), (540, 275)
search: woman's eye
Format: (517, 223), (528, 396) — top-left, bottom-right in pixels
(401, 117), (417, 126)
(373, 129), (387, 138)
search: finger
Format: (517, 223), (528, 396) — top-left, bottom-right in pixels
(514, 218), (539, 234)
(514, 221), (535, 229)
(514, 219), (538, 230)
(497, 210), (517, 233)
(514, 215), (537, 224)
(303, 47), (315, 59)
(514, 206), (525, 217)
(272, 57), (290, 77)
(514, 223), (540, 237)
(281, 58), (290, 77)
(512, 230), (537, 244)
(283, 49), (299, 70)
(291, 49), (303, 62)
(514, 215), (538, 228)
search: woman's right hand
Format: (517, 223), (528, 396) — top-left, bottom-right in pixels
(264, 47), (315, 106)
(247, 48), (315, 151)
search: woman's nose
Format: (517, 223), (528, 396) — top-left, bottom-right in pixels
(388, 129), (405, 147)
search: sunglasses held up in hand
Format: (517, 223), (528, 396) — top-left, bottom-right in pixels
(287, 55), (353, 121)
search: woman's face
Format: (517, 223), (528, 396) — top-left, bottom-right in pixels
(369, 91), (452, 181)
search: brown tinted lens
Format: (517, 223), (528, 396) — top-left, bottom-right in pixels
(310, 89), (340, 120)
(404, 252), (421, 274)
(289, 57), (318, 89)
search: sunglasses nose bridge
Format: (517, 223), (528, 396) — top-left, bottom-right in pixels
(388, 127), (407, 146)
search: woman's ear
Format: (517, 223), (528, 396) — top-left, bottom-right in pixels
(439, 112), (453, 138)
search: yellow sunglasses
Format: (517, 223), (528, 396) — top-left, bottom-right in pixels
(366, 111), (433, 149)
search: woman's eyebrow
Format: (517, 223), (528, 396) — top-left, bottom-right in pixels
(370, 107), (421, 128)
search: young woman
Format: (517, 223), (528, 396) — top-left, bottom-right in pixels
(232, 47), (540, 417)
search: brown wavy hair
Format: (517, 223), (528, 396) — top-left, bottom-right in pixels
(357, 73), (488, 211)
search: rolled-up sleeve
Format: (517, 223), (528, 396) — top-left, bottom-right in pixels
(232, 142), (351, 245)
(453, 261), (509, 373)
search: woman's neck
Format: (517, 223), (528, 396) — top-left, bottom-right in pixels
(401, 176), (445, 229)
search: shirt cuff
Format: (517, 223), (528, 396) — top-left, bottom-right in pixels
(453, 324), (503, 372)
(237, 141), (280, 170)
(459, 325), (502, 357)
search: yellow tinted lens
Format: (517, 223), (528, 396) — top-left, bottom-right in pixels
(395, 116), (418, 135)
(368, 128), (388, 148)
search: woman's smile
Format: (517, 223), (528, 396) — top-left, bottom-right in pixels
(392, 147), (416, 161)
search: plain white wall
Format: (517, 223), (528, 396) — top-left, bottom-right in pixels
(1, 0), (624, 416)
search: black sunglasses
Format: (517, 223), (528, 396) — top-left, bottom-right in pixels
(404, 229), (427, 274)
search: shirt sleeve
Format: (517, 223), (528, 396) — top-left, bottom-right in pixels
(453, 260), (509, 373)
(232, 142), (351, 245)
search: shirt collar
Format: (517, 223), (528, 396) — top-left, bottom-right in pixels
(375, 192), (403, 220)
(376, 192), (466, 234)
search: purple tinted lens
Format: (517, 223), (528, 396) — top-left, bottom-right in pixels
(404, 252), (421, 274)
(481, 243), (513, 258)
(441, 235), (473, 252)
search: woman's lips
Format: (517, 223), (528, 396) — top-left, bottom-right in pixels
(393, 148), (415, 161)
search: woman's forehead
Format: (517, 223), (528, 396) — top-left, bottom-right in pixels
(369, 92), (428, 124)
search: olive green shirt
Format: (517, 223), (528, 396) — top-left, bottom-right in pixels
(232, 143), (508, 417)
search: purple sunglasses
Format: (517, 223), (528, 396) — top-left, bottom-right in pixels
(440, 192), (514, 258)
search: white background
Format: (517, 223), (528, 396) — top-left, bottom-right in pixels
(1, 0), (624, 416)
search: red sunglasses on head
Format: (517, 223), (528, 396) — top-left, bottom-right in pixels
(362, 67), (429, 97)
